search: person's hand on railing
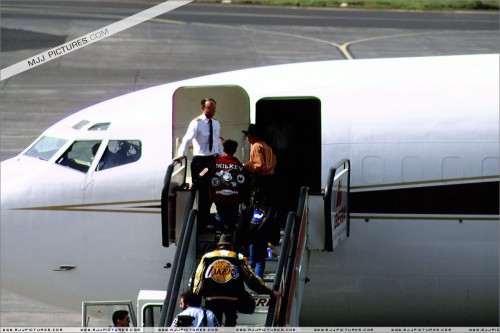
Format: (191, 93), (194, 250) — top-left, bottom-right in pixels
(173, 156), (184, 165)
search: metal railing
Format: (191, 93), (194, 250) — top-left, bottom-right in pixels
(161, 157), (188, 247)
(158, 205), (197, 326)
(266, 186), (309, 326)
(158, 156), (195, 327)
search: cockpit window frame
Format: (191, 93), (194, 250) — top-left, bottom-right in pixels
(95, 139), (142, 172)
(72, 120), (90, 130)
(56, 140), (102, 173)
(23, 136), (68, 161)
(88, 123), (111, 131)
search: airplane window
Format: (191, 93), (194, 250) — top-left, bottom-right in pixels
(482, 157), (500, 177)
(88, 123), (110, 131)
(72, 120), (90, 130)
(24, 136), (68, 161)
(362, 156), (384, 184)
(96, 140), (141, 171)
(56, 140), (101, 173)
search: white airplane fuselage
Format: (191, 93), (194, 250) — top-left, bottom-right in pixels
(1, 54), (498, 326)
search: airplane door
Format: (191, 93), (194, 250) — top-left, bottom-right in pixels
(324, 160), (350, 252)
(255, 97), (322, 218)
(172, 85), (251, 181)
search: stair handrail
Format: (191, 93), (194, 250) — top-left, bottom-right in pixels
(165, 209), (198, 326)
(158, 157), (196, 325)
(278, 186), (308, 326)
(161, 157), (188, 247)
(275, 186), (309, 326)
(265, 210), (295, 326)
(158, 186), (196, 326)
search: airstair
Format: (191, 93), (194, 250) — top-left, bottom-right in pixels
(157, 158), (351, 327)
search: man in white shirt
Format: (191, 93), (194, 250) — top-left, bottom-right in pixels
(171, 291), (220, 327)
(175, 98), (224, 228)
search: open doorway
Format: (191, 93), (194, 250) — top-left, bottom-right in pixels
(256, 97), (322, 222)
(172, 85), (250, 181)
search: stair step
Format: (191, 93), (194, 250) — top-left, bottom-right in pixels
(236, 294), (271, 326)
(236, 312), (268, 326)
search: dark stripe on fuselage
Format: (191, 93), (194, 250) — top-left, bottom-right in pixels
(350, 181), (499, 216)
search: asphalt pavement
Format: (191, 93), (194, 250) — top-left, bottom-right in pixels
(0, 1), (498, 327)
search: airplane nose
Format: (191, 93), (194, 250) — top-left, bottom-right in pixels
(1, 162), (23, 209)
(1, 157), (43, 210)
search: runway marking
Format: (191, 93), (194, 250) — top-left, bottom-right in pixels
(0, 0), (192, 81)
(3, 3), (497, 63)
(227, 27), (497, 60)
(183, 22), (354, 59)
(180, 23), (478, 60)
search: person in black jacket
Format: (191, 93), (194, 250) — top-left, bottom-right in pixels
(192, 234), (280, 326)
(208, 139), (247, 234)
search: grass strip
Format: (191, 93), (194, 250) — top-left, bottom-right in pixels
(196, 0), (499, 11)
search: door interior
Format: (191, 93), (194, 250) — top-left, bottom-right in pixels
(256, 97), (322, 220)
(172, 85), (250, 181)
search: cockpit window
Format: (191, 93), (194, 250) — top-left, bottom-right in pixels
(72, 120), (90, 130)
(96, 140), (141, 171)
(56, 140), (101, 173)
(24, 136), (68, 161)
(89, 123), (110, 131)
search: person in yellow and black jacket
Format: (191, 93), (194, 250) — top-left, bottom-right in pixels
(192, 234), (280, 327)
